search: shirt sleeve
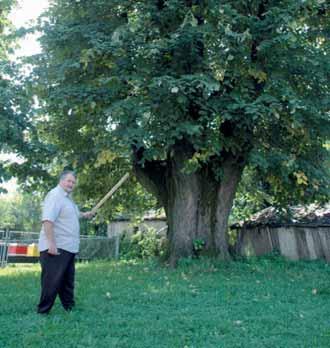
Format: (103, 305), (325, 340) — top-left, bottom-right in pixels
(41, 191), (62, 223)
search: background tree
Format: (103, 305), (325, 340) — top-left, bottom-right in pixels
(29, 0), (329, 264)
(0, 0), (43, 194)
(0, 0), (19, 191)
(0, 190), (42, 231)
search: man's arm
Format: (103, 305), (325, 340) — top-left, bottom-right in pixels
(43, 220), (59, 255)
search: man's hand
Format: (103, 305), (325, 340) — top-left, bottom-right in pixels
(81, 211), (95, 219)
(47, 241), (59, 255)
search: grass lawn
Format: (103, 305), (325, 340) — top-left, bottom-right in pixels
(0, 256), (330, 348)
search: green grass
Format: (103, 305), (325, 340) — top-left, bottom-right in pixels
(1, 256), (330, 348)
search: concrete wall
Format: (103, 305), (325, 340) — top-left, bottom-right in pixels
(234, 225), (330, 261)
(107, 219), (167, 237)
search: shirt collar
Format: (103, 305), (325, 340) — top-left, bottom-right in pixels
(57, 184), (70, 197)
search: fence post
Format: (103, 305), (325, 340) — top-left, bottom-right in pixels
(0, 228), (9, 268)
(114, 234), (120, 260)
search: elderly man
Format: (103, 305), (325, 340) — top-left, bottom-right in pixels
(37, 170), (94, 314)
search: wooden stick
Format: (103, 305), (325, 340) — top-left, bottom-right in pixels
(91, 173), (130, 214)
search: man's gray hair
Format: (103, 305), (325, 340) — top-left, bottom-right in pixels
(59, 170), (77, 181)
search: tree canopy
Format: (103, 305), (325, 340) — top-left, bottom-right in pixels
(0, 190), (42, 231)
(17, 0), (330, 262)
(0, 0), (43, 195)
(0, 0), (20, 191)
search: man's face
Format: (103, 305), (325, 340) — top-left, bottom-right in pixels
(60, 174), (76, 193)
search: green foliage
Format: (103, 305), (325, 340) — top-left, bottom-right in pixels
(0, 191), (42, 231)
(0, 1), (153, 222)
(230, 166), (274, 223)
(0, 1), (16, 59)
(0, 0), (40, 193)
(72, 165), (158, 224)
(1, 258), (330, 347)
(192, 238), (205, 257)
(120, 227), (167, 260)
(24, 0), (329, 211)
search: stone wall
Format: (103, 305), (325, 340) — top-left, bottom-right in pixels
(233, 225), (330, 261)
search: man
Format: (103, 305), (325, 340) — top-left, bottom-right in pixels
(37, 170), (94, 314)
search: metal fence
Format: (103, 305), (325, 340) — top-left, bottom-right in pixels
(0, 229), (40, 268)
(0, 229), (10, 268)
(0, 229), (117, 268)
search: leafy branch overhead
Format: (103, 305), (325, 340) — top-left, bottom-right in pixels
(28, 0), (329, 203)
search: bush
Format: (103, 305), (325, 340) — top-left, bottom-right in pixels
(120, 227), (168, 260)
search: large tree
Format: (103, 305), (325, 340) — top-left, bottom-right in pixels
(0, 0), (18, 189)
(0, 0), (37, 192)
(30, 0), (329, 264)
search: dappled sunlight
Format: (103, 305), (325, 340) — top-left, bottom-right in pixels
(0, 264), (40, 277)
(146, 285), (164, 295)
(75, 259), (119, 270)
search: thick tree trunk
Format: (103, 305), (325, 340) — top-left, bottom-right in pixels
(195, 168), (218, 255)
(164, 146), (219, 265)
(133, 144), (244, 266)
(214, 158), (244, 260)
(166, 163), (200, 261)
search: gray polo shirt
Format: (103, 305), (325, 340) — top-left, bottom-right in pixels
(38, 185), (80, 253)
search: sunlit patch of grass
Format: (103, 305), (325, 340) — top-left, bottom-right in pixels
(0, 263), (40, 277)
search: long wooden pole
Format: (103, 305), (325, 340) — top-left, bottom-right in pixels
(91, 173), (130, 214)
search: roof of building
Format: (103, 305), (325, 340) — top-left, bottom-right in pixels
(233, 204), (330, 228)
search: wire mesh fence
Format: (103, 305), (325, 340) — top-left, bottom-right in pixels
(0, 229), (118, 268)
(0, 229), (10, 268)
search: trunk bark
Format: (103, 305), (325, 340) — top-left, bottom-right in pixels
(214, 158), (244, 260)
(166, 162), (200, 262)
(133, 144), (244, 266)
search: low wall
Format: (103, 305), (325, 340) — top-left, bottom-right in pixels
(107, 219), (167, 237)
(233, 225), (330, 261)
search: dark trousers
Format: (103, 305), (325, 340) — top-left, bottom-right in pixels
(37, 249), (76, 314)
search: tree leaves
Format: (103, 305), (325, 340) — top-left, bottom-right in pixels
(0, 1), (34, 190)
(11, 0), (329, 211)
